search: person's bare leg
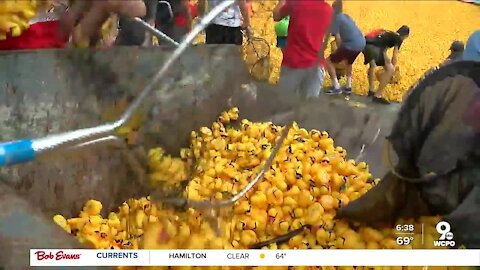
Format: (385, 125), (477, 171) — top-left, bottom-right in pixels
(375, 68), (384, 82)
(326, 57), (340, 89)
(345, 64), (353, 88)
(374, 51), (395, 98)
(374, 62), (395, 98)
(367, 61), (376, 94)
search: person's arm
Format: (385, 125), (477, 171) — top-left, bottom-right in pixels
(391, 33), (403, 66)
(319, 2), (335, 60)
(237, 0), (251, 29)
(273, 0), (288, 22)
(144, 0), (157, 25)
(63, 0), (147, 47)
(142, 0), (157, 46)
(197, 0), (206, 17)
(391, 46), (399, 66)
(334, 33), (342, 48)
(181, 0), (193, 31)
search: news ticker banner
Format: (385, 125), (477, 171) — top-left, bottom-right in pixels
(30, 249), (480, 267)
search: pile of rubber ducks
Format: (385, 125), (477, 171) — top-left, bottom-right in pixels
(54, 108), (449, 270)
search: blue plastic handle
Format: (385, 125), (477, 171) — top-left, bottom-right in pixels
(0, 139), (36, 166)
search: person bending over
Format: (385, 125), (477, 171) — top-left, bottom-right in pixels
(363, 25), (410, 104)
(324, 0), (365, 95)
(273, 0), (333, 100)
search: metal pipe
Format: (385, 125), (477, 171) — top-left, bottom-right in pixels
(0, 0), (236, 167)
(132, 17), (179, 47)
(117, 0), (235, 127)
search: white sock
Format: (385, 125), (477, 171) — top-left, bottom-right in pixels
(332, 77), (340, 89)
(346, 76), (352, 88)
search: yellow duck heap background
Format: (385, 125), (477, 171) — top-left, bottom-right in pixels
(241, 0), (478, 102)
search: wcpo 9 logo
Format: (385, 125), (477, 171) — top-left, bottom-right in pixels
(433, 221), (456, 247)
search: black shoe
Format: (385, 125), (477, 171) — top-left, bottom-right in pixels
(344, 87), (352, 95)
(324, 87), (342, 95)
(368, 90), (375, 97)
(372, 96), (391, 104)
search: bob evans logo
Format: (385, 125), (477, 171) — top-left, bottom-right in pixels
(34, 250), (81, 261)
(433, 221), (456, 247)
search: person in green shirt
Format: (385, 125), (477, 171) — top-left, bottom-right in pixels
(275, 16), (289, 50)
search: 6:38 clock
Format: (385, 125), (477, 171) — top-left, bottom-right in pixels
(396, 224), (415, 232)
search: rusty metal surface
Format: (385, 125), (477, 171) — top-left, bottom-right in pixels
(0, 46), (397, 267)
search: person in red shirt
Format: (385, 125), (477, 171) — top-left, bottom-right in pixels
(273, 0), (333, 100)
